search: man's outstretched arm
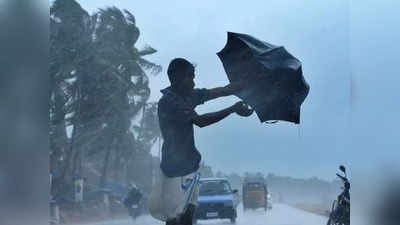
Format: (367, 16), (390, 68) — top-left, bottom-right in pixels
(192, 106), (235, 128)
(207, 81), (248, 101)
(192, 101), (252, 128)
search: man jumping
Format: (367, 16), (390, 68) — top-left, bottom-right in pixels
(149, 58), (252, 225)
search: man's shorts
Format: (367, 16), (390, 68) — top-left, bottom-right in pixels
(148, 168), (200, 222)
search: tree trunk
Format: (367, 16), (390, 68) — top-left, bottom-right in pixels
(71, 144), (80, 178)
(112, 150), (122, 182)
(62, 72), (83, 182)
(60, 125), (76, 182)
(100, 137), (115, 187)
(51, 88), (69, 177)
(50, 122), (68, 172)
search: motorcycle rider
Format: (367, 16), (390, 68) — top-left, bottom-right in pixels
(123, 184), (143, 220)
(327, 166), (350, 225)
(335, 180), (350, 222)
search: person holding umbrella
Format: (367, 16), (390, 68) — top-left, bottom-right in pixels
(148, 58), (253, 225)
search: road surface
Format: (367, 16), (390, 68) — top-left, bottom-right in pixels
(83, 203), (328, 225)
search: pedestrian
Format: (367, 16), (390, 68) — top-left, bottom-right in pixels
(148, 58), (252, 225)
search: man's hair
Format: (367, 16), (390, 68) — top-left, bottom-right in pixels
(167, 58), (194, 84)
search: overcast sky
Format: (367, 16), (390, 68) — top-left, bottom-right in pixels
(73, 0), (400, 180)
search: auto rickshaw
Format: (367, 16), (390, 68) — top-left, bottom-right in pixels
(242, 177), (268, 212)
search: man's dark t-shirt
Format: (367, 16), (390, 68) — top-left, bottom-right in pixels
(158, 87), (209, 177)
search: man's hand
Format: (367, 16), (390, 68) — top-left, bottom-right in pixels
(193, 101), (252, 128)
(232, 101), (254, 117)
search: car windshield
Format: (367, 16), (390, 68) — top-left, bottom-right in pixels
(246, 182), (265, 191)
(199, 180), (232, 195)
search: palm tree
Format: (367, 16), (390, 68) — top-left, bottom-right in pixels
(136, 103), (162, 150)
(50, 0), (93, 183)
(49, 0), (162, 188)
(91, 7), (161, 186)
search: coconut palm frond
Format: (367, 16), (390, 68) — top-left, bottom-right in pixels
(123, 9), (136, 25)
(138, 46), (157, 56)
(138, 58), (162, 75)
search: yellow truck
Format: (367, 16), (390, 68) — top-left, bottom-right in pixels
(242, 177), (268, 212)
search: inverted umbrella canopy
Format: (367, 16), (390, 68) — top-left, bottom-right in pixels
(217, 32), (310, 124)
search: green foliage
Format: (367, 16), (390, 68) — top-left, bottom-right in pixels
(49, 0), (162, 187)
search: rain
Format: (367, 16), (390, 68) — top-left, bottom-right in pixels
(1, 0), (398, 225)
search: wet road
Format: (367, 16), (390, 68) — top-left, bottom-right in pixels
(84, 203), (328, 225)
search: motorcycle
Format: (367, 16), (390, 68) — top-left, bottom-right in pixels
(123, 186), (144, 221)
(127, 200), (142, 220)
(327, 165), (350, 225)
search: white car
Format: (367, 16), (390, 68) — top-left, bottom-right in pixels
(195, 178), (238, 223)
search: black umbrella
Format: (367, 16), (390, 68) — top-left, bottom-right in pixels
(217, 32), (310, 124)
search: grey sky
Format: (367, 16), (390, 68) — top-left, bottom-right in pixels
(75, 0), (400, 180)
